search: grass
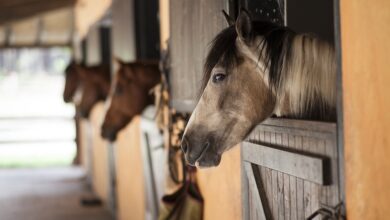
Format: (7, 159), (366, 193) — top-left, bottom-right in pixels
(0, 142), (76, 168)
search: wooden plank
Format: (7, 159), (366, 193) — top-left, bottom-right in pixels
(244, 163), (267, 220)
(283, 133), (292, 220)
(242, 142), (328, 185)
(295, 136), (304, 220)
(261, 130), (273, 218)
(302, 137), (311, 218)
(258, 131), (270, 219)
(327, 137), (340, 206)
(276, 133), (290, 219)
(263, 131), (277, 218)
(318, 139), (328, 207)
(309, 138), (320, 217)
(252, 124), (334, 140)
(261, 118), (336, 133)
(277, 171), (285, 220)
(270, 132), (283, 220)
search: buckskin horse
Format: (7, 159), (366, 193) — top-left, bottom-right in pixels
(101, 60), (160, 141)
(77, 64), (111, 118)
(181, 10), (336, 167)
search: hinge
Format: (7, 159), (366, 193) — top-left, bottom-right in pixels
(307, 202), (346, 220)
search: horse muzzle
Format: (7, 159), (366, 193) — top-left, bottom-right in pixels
(181, 136), (221, 167)
(101, 127), (118, 142)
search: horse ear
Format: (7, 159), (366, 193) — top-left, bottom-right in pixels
(235, 8), (253, 43)
(222, 10), (234, 26)
(114, 57), (125, 66)
(75, 65), (88, 79)
(123, 64), (135, 80)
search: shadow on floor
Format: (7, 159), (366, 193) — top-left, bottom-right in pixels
(0, 166), (113, 220)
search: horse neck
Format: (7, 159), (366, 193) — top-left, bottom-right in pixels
(275, 34), (337, 119)
(140, 66), (161, 89)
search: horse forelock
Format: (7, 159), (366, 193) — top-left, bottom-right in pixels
(201, 26), (238, 96)
(201, 21), (294, 96)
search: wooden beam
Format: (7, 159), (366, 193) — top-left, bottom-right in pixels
(341, 0), (390, 218)
(242, 142), (330, 185)
(0, 0), (76, 25)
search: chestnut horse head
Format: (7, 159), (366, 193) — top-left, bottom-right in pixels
(181, 10), (336, 167)
(63, 60), (80, 103)
(101, 60), (160, 141)
(77, 65), (111, 118)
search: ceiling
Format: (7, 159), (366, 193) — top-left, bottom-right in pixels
(0, 0), (112, 48)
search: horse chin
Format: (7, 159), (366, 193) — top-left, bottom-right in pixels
(79, 109), (90, 119)
(63, 95), (72, 103)
(101, 129), (118, 142)
(196, 152), (222, 168)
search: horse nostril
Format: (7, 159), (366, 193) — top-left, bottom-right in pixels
(181, 137), (189, 154)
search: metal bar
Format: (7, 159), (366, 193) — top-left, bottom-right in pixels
(144, 132), (159, 219)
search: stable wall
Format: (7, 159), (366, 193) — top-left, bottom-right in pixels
(115, 117), (145, 220)
(79, 118), (91, 172)
(89, 102), (110, 203)
(341, 1), (390, 218)
(197, 146), (242, 220)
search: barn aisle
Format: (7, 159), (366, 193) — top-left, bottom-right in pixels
(0, 166), (113, 220)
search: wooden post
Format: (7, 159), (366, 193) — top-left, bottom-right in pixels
(341, 1), (390, 218)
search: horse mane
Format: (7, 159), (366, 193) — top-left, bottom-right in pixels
(202, 21), (336, 120)
(65, 60), (77, 76)
(86, 64), (111, 81)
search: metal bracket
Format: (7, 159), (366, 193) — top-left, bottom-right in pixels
(307, 202), (345, 220)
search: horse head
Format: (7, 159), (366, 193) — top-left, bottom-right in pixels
(63, 60), (80, 103)
(101, 59), (160, 141)
(181, 9), (336, 167)
(77, 65), (111, 118)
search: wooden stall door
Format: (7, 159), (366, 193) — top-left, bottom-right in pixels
(242, 119), (341, 219)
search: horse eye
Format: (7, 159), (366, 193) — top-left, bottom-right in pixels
(212, 73), (226, 83)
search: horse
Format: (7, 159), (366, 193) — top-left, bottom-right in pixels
(181, 9), (336, 167)
(101, 60), (160, 141)
(63, 60), (81, 103)
(77, 64), (111, 118)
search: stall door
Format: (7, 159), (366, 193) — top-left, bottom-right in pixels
(242, 119), (342, 219)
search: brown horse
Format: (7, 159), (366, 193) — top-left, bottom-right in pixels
(77, 64), (111, 118)
(101, 60), (160, 141)
(63, 60), (81, 103)
(181, 10), (336, 167)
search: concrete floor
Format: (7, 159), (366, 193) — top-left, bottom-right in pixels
(0, 166), (113, 220)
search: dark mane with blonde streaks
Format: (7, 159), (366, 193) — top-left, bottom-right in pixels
(202, 21), (295, 93)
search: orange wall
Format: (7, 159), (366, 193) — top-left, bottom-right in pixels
(89, 103), (110, 203)
(341, 1), (390, 218)
(115, 117), (145, 220)
(79, 118), (91, 171)
(197, 146), (242, 220)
